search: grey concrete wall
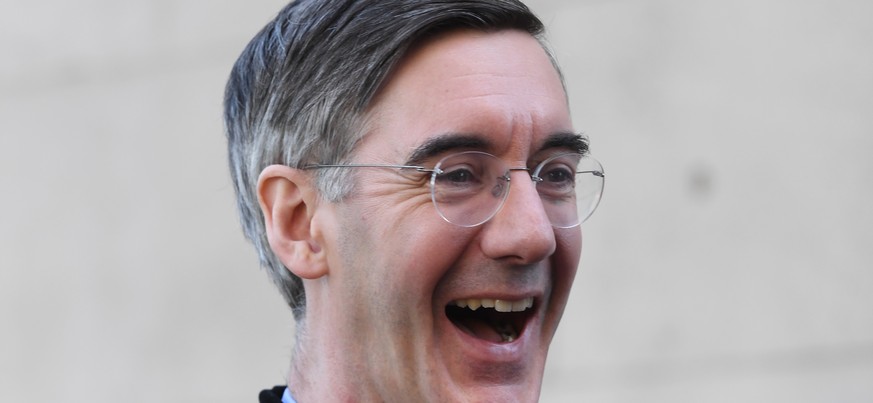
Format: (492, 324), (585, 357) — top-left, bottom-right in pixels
(1, 0), (871, 402)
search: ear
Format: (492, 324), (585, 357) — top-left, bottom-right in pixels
(257, 165), (328, 279)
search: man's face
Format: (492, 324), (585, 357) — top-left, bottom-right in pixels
(315, 29), (582, 401)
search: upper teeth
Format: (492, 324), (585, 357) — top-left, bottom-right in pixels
(452, 297), (533, 313)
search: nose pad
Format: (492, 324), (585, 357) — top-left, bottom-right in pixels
(491, 175), (510, 198)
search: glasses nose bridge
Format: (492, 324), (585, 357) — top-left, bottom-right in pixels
(506, 166), (536, 182)
(505, 167), (543, 193)
(500, 166), (545, 207)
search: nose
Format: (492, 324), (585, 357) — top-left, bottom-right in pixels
(479, 170), (556, 264)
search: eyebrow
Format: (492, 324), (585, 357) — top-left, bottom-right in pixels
(404, 131), (590, 166)
(539, 132), (589, 155)
(405, 134), (492, 165)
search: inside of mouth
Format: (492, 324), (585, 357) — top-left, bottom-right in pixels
(445, 305), (529, 343)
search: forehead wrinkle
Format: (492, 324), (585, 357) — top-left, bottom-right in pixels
(439, 72), (565, 103)
(397, 100), (574, 168)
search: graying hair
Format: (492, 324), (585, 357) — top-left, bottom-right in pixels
(224, 0), (553, 322)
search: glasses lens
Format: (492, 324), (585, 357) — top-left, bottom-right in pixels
(535, 153), (605, 228)
(431, 151), (509, 227)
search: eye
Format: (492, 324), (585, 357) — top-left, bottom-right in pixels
(440, 167), (477, 184)
(433, 153), (489, 188)
(543, 166), (575, 184)
(432, 153), (496, 205)
(535, 153), (581, 200)
(538, 165), (575, 197)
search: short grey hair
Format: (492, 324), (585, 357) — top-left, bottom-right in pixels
(224, 0), (554, 322)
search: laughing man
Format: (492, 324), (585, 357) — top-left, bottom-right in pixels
(224, 0), (605, 401)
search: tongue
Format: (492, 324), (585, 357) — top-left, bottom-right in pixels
(455, 315), (517, 343)
(463, 317), (504, 343)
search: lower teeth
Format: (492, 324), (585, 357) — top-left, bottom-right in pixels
(495, 322), (517, 342)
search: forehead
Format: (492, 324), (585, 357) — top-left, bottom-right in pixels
(360, 29), (573, 163)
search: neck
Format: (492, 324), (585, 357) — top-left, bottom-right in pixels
(286, 314), (363, 401)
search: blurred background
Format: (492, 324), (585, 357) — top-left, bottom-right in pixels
(1, 0), (871, 401)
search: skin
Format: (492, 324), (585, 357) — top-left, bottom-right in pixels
(259, 29), (583, 402)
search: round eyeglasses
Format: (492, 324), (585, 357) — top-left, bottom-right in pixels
(305, 151), (605, 228)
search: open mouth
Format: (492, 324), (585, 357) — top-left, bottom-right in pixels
(445, 297), (535, 343)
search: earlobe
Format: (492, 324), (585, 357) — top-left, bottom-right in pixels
(257, 165), (329, 279)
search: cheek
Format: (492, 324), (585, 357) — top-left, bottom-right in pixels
(335, 196), (463, 293)
(552, 229), (583, 287)
(564, 229), (583, 262)
(380, 226), (471, 293)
